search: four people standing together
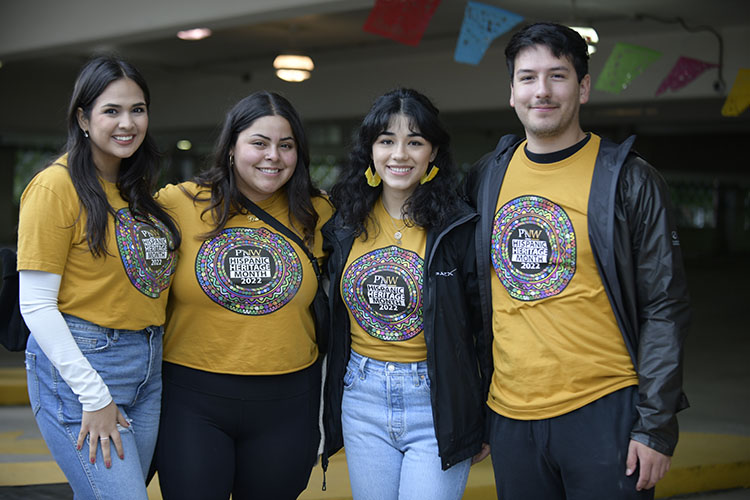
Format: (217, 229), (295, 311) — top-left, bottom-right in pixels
(18, 21), (689, 500)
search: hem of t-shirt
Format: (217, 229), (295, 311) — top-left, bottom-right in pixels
(161, 353), (319, 376)
(16, 259), (66, 275)
(487, 377), (638, 420)
(351, 345), (428, 364)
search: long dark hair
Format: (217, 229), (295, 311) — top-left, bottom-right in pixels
(65, 55), (180, 256)
(193, 91), (320, 246)
(330, 88), (460, 238)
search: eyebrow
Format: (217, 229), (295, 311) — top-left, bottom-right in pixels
(516, 66), (571, 75)
(251, 133), (294, 141)
(378, 130), (426, 138)
(100, 102), (147, 108)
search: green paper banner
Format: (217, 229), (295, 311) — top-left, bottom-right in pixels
(595, 43), (661, 94)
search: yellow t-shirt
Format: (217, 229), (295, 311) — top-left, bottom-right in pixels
(158, 182), (333, 375)
(488, 134), (637, 419)
(343, 198), (427, 362)
(17, 156), (178, 330)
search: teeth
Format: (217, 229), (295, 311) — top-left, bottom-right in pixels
(114, 135), (134, 141)
(389, 167), (411, 173)
(259, 168), (280, 174)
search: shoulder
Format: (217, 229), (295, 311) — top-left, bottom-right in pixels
(21, 158), (75, 204)
(157, 181), (205, 205)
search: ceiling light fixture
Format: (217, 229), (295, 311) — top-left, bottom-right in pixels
(176, 140), (192, 151)
(273, 54), (314, 82)
(569, 26), (599, 55)
(177, 28), (212, 41)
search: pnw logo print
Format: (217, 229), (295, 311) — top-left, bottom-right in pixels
(342, 246), (423, 341)
(491, 195), (576, 301)
(115, 208), (176, 298)
(195, 227), (302, 315)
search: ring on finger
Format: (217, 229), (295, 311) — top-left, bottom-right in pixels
(100, 437), (110, 441)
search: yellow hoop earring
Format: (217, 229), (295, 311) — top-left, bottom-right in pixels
(420, 165), (439, 184)
(365, 165), (381, 187)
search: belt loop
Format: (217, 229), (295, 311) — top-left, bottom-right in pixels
(110, 329), (119, 342)
(411, 362), (419, 386)
(358, 353), (368, 380)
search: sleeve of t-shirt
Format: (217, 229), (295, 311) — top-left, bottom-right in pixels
(17, 174), (78, 274)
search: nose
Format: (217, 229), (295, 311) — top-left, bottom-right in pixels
(534, 78), (551, 98)
(392, 141), (408, 160)
(119, 112), (135, 129)
(265, 146), (279, 161)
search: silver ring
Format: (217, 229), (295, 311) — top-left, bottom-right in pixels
(100, 437), (110, 441)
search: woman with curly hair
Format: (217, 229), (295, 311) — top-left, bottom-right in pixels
(322, 88), (491, 500)
(155, 91), (332, 500)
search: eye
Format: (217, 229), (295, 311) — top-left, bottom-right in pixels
(408, 139), (424, 147)
(104, 108), (118, 115)
(132, 106), (147, 113)
(378, 138), (393, 145)
(280, 142), (295, 150)
(251, 140), (266, 147)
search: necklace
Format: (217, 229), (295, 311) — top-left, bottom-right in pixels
(381, 200), (407, 245)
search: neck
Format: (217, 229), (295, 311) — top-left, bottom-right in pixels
(92, 152), (120, 183)
(381, 187), (411, 219)
(525, 127), (587, 155)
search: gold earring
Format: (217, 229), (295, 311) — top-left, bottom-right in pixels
(365, 165), (381, 187)
(420, 165), (439, 184)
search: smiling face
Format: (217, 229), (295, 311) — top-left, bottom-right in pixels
(77, 77), (148, 179)
(231, 115), (297, 202)
(371, 113), (437, 201)
(509, 44), (590, 153)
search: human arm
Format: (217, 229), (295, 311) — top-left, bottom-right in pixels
(19, 270), (128, 465)
(617, 158), (690, 482)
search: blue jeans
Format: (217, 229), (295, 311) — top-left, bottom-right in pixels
(341, 349), (471, 500)
(25, 314), (162, 500)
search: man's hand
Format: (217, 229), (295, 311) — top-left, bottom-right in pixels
(625, 439), (671, 490)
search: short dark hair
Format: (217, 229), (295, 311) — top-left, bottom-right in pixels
(505, 22), (589, 83)
(194, 91), (320, 246)
(330, 88), (460, 237)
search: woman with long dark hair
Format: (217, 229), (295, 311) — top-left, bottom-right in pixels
(18, 55), (180, 499)
(322, 88), (491, 500)
(155, 91), (332, 500)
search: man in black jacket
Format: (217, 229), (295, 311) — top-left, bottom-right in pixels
(464, 22), (690, 499)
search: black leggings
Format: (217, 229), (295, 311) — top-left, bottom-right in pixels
(156, 361), (321, 500)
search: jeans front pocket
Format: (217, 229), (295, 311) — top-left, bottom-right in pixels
(25, 351), (41, 415)
(342, 365), (357, 390)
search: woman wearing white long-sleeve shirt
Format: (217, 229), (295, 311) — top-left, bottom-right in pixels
(17, 56), (180, 500)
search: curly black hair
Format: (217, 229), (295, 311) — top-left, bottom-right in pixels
(330, 88), (461, 239)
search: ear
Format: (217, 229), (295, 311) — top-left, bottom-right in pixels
(429, 146), (439, 163)
(579, 74), (591, 104)
(76, 107), (89, 133)
(509, 82), (515, 108)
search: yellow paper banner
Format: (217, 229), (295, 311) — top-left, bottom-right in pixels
(721, 69), (750, 117)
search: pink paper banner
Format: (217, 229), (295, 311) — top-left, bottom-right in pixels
(363, 0), (441, 47)
(656, 56), (718, 96)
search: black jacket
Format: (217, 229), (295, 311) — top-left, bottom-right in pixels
(464, 134), (690, 456)
(321, 202), (491, 470)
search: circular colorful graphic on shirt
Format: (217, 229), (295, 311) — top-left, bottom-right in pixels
(491, 195), (576, 301)
(195, 227), (302, 315)
(115, 208), (177, 298)
(342, 245), (423, 341)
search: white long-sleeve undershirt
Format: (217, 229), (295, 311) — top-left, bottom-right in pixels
(19, 270), (112, 412)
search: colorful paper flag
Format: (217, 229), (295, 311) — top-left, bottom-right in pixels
(656, 56), (718, 96)
(595, 43), (661, 94)
(362, 0), (441, 47)
(721, 69), (750, 117)
(454, 1), (523, 65)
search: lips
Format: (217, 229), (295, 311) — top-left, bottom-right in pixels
(387, 166), (413, 175)
(113, 135), (135, 144)
(257, 167), (281, 174)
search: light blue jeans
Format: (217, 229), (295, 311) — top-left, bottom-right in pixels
(25, 314), (162, 500)
(341, 349), (471, 500)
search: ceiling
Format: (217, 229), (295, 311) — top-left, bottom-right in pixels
(1, 0), (749, 149)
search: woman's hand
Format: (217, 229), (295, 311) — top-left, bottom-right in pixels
(77, 400), (130, 468)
